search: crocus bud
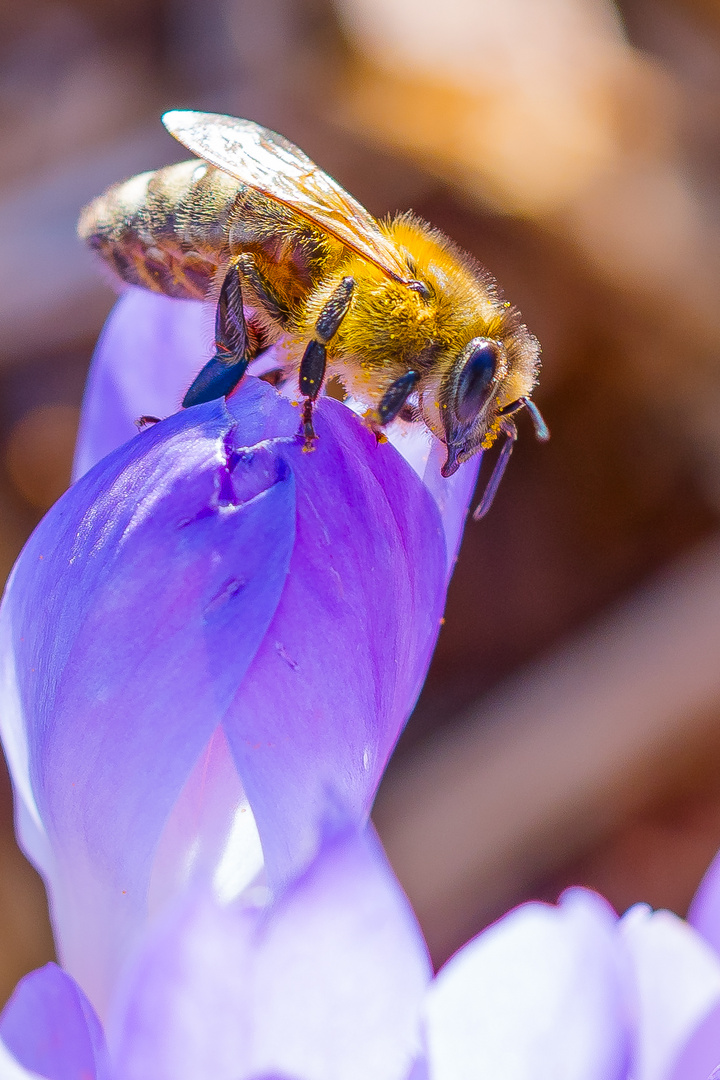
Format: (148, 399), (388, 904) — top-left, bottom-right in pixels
(0, 291), (478, 1015)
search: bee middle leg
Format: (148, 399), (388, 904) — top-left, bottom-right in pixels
(299, 276), (354, 449)
(182, 260), (249, 408)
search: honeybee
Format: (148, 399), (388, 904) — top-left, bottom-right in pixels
(79, 111), (547, 517)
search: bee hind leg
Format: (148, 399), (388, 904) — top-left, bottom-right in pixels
(299, 276), (355, 450)
(236, 253), (291, 326)
(182, 261), (249, 408)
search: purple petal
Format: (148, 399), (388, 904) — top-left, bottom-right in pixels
(1, 374), (448, 1014)
(73, 289), (212, 480)
(221, 393), (449, 886)
(424, 888), (629, 1080)
(689, 849), (720, 959)
(109, 827), (431, 1080)
(0, 963), (108, 1080)
(2, 387), (297, 1013)
(619, 904), (720, 1080)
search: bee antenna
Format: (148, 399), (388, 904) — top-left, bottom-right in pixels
(498, 396), (550, 441)
(521, 397), (550, 441)
(472, 419), (517, 521)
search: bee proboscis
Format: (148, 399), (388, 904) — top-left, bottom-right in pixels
(79, 110), (548, 517)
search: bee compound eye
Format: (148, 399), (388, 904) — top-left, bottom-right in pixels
(455, 340), (500, 424)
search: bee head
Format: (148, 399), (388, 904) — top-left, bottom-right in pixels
(435, 337), (508, 477)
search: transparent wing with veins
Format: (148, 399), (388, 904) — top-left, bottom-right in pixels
(162, 111), (410, 283)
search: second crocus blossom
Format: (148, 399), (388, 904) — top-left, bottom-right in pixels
(0, 292), (478, 1018)
(4, 824), (720, 1080)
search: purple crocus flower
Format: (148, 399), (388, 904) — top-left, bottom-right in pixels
(4, 824), (720, 1080)
(0, 289), (478, 1018)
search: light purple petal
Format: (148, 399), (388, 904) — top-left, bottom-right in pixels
(147, 725), (265, 915)
(0, 963), (108, 1080)
(423, 888), (629, 1080)
(619, 904), (720, 1080)
(72, 289), (212, 480)
(384, 423), (479, 574)
(689, 849), (720, 960)
(109, 827), (431, 1080)
(667, 1001), (720, 1080)
(0, 1042), (45, 1080)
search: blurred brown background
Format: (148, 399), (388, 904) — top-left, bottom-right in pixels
(1, 0), (720, 997)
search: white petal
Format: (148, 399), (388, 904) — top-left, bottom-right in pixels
(620, 904), (720, 1080)
(425, 888), (628, 1080)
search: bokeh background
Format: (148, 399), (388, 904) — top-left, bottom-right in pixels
(2, 0), (720, 998)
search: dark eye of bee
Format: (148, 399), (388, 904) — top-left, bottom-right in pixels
(455, 339), (500, 424)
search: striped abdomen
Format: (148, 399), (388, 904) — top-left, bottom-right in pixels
(78, 160), (244, 300)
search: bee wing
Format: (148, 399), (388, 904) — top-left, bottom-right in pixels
(162, 111), (410, 283)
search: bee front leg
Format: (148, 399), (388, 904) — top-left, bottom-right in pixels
(299, 276), (354, 449)
(360, 370), (421, 444)
(182, 260), (249, 408)
(377, 371), (421, 425)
